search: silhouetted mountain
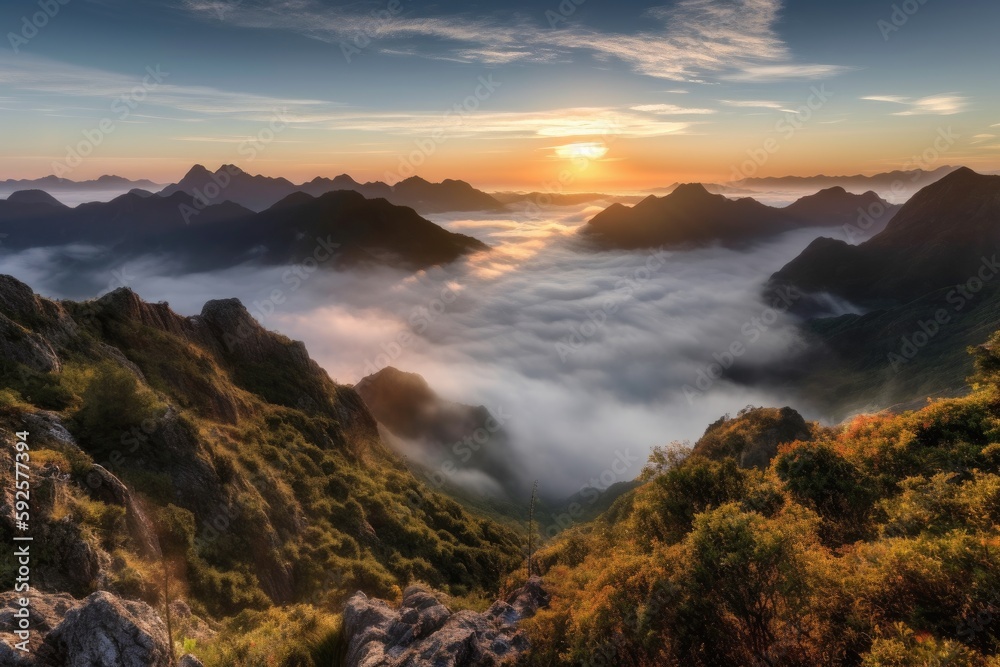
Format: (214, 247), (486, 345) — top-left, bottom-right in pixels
(141, 190), (489, 271)
(736, 166), (958, 194)
(0, 175), (162, 201)
(355, 366), (525, 500)
(580, 183), (892, 249)
(0, 191), (252, 249)
(4, 189), (65, 206)
(772, 168), (1000, 307)
(159, 165), (504, 214)
(782, 187), (900, 229)
(299, 174), (393, 200)
(390, 176), (503, 213)
(0, 187), (485, 272)
(160, 164), (298, 212)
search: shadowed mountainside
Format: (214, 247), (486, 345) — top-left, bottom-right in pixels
(0, 188), (488, 273)
(581, 183), (897, 249)
(161, 164), (504, 214)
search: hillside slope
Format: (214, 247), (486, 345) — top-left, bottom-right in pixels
(0, 274), (522, 663)
(521, 339), (1000, 665)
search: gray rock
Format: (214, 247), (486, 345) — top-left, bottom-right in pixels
(343, 577), (549, 667)
(40, 591), (172, 667)
(0, 591), (172, 667)
(0, 312), (61, 373)
(179, 654), (205, 667)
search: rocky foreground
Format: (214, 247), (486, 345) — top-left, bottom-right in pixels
(0, 590), (195, 667)
(0, 578), (548, 666)
(344, 577), (549, 667)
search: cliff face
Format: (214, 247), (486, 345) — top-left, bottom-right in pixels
(0, 274), (523, 664)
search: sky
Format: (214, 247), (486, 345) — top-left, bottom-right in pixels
(1, 0), (999, 190)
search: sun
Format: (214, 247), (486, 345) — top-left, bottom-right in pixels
(554, 142), (609, 160)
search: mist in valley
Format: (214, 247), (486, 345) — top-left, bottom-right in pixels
(0, 202), (846, 500)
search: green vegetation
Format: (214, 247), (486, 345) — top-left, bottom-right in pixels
(518, 334), (1000, 665)
(0, 287), (523, 665)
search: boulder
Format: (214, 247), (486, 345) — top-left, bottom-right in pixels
(0, 591), (171, 667)
(343, 577), (549, 667)
(40, 591), (172, 667)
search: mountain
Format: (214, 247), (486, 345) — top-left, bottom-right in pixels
(782, 186), (900, 230)
(735, 165), (958, 196)
(0, 189), (487, 273)
(300, 174), (393, 201)
(160, 165), (504, 214)
(0, 190), (253, 249)
(0, 175), (163, 202)
(0, 274), (523, 664)
(4, 189), (65, 206)
(764, 168), (1000, 417)
(0, 189), (70, 221)
(772, 168), (1000, 307)
(580, 183), (896, 249)
(159, 164), (298, 212)
(355, 367), (526, 500)
(389, 176), (503, 213)
(146, 190), (489, 272)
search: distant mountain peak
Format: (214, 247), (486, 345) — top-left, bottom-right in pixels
(6, 189), (65, 206)
(398, 176), (432, 187)
(669, 183), (714, 199)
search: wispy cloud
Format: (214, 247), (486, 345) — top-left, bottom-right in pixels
(0, 53), (693, 141)
(722, 64), (852, 82)
(630, 104), (717, 115)
(314, 107), (694, 139)
(861, 93), (968, 116)
(183, 0), (848, 83)
(720, 99), (786, 109)
(0, 53), (329, 121)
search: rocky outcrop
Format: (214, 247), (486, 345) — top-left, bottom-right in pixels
(0, 275), (77, 348)
(0, 591), (174, 667)
(343, 577), (549, 667)
(0, 313), (62, 372)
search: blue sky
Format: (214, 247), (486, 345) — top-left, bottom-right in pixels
(1, 0), (998, 188)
